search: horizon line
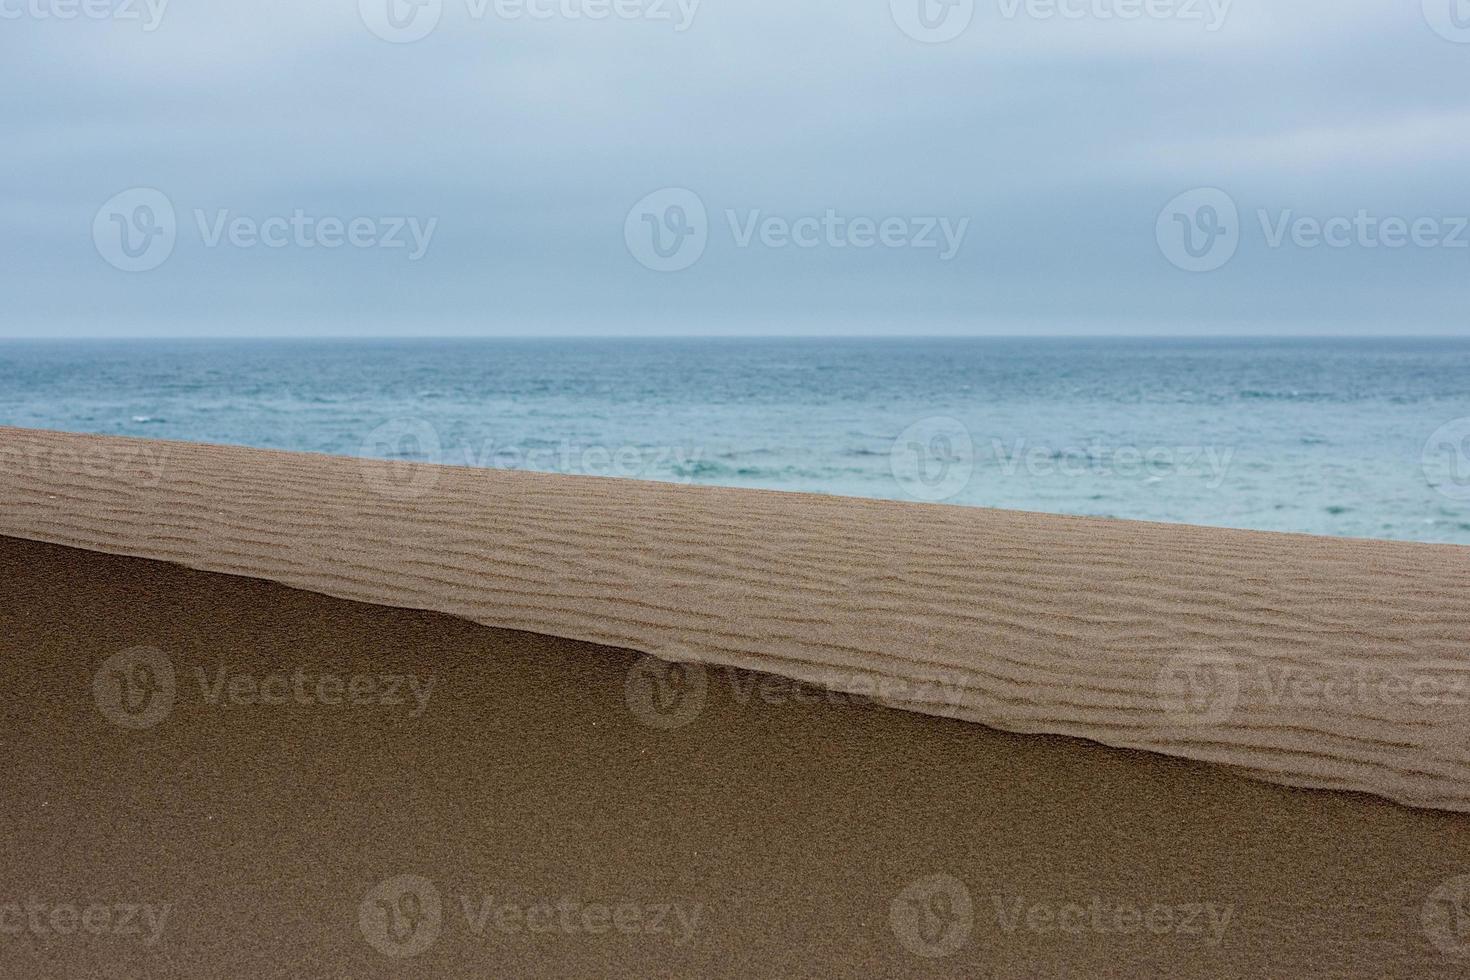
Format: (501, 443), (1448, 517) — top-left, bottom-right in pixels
(3, 334), (1469, 342)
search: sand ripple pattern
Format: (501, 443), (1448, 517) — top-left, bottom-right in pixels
(3, 427), (1469, 811)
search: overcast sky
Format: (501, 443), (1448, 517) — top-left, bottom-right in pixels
(2, 0), (1468, 336)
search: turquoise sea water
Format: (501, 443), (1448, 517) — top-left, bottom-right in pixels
(2, 337), (1468, 545)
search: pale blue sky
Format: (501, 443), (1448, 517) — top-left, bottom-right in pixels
(2, 0), (1468, 336)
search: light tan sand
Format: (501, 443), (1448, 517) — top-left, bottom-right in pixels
(4, 535), (1470, 978)
(2, 426), (1468, 811)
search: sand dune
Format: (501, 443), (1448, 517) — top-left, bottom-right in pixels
(6, 535), (1470, 978)
(2, 425), (1468, 811)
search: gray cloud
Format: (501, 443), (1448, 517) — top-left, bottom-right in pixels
(1, 0), (1468, 335)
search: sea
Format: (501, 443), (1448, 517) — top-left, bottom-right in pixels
(2, 337), (1468, 545)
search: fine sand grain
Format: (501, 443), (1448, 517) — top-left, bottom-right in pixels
(1, 426), (1468, 811)
(4, 536), (1470, 978)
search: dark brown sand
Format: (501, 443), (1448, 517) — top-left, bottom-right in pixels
(4, 534), (1470, 978)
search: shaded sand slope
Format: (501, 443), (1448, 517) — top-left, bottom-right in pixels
(4, 537), (1470, 978)
(1, 426), (1469, 810)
